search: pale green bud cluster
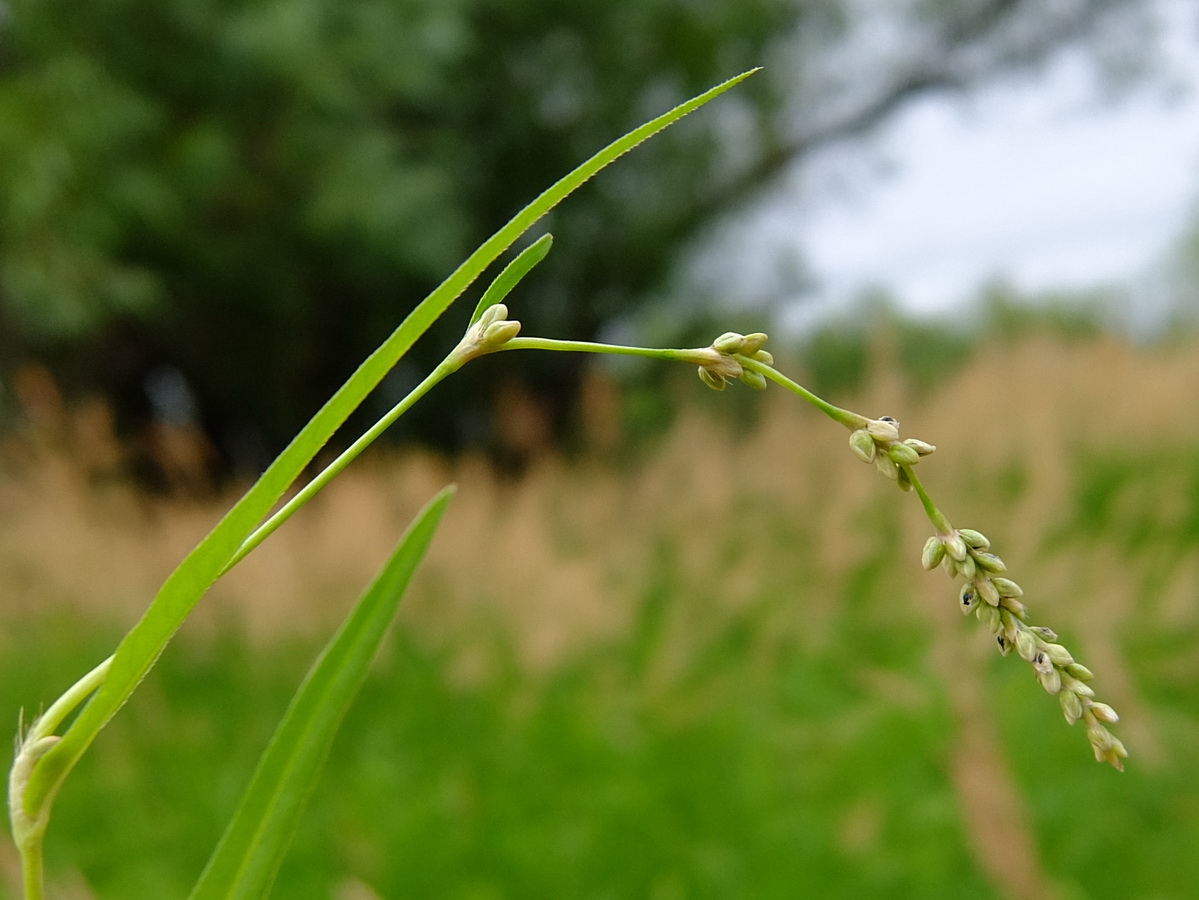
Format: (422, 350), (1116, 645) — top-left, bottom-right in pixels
(848, 416), (936, 492)
(922, 527), (1127, 770)
(696, 331), (773, 392)
(450, 303), (523, 367)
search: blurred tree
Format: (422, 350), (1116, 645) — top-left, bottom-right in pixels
(0, 0), (1152, 468)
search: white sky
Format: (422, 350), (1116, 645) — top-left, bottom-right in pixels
(786, 0), (1199, 322)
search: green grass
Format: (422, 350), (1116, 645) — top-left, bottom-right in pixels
(4, 473), (1196, 899)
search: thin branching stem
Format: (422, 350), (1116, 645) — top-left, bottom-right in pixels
(222, 358), (459, 574)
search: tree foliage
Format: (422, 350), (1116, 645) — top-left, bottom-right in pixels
(0, 0), (1149, 462)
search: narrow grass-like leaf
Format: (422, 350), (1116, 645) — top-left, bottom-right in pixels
(468, 233), (554, 326)
(188, 486), (454, 900)
(23, 67), (758, 820)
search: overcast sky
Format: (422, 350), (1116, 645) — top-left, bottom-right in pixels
(785, 0), (1199, 324)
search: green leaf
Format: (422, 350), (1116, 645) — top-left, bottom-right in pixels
(188, 486), (454, 900)
(468, 232), (554, 326)
(22, 66), (759, 820)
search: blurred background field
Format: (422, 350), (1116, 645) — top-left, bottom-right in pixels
(2, 322), (1198, 899)
(5, 0), (1199, 897)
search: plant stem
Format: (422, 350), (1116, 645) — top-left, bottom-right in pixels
(29, 656), (113, 742)
(20, 836), (44, 900)
(502, 336), (697, 362)
(905, 465), (954, 534)
(221, 357), (459, 575)
(10, 655), (113, 900)
(744, 360), (867, 429)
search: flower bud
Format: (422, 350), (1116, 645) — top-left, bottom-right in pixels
(1060, 689), (1084, 726)
(971, 552), (1007, 574)
(741, 332), (769, 355)
(922, 536), (946, 570)
(1087, 720), (1115, 753)
(1030, 626), (1058, 642)
(976, 604), (1000, 632)
(956, 554), (977, 581)
(698, 368), (726, 391)
(1041, 643), (1074, 666)
(944, 534), (968, 562)
(867, 417), (900, 442)
(999, 596), (1027, 619)
(478, 303), (509, 328)
(958, 529), (990, 550)
(483, 319), (522, 346)
(714, 331), (745, 354)
(995, 634), (1012, 656)
(975, 577), (1000, 607)
(1015, 629), (1038, 662)
(849, 429), (876, 463)
(895, 466), (913, 491)
(1032, 650), (1055, 675)
(751, 349), (774, 365)
(903, 438), (937, 456)
(1038, 665), (1063, 695)
(1090, 702), (1119, 724)
(874, 454), (897, 480)
(959, 584), (978, 615)
(1065, 663), (1094, 682)
(991, 577), (1023, 598)
(740, 369), (768, 390)
(888, 442), (921, 467)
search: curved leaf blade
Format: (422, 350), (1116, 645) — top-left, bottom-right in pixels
(188, 486), (454, 900)
(468, 232), (554, 326)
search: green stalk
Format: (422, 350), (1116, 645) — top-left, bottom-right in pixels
(502, 336), (698, 362)
(905, 465), (954, 534)
(746, 359), (866, 429)
(221, 358), (459, 574)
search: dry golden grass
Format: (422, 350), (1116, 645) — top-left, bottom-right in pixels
(2, 329), (1197, 900)
(3, 331), (1197, 657)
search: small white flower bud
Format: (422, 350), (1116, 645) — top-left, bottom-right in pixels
(1015, 629), (1038, 662)
(483, 319), (522, 346)
(1040, 643), (1074, 666)
(866, 417), (900, 442)
(922, 536), (946, 570)
(1032, 650), (1055, 675)
(1060, 689), (1084, 726)
(1065, 663), (1095, 682)
(1038, 665), (1063, 695)
(751, 349), (774, 365)
(1090, 702), (1119, 724)
(849, 429), (876, 463)
(956, 554), (977, 581)
(975, 577), (1000, 607)
(740, 369), (768, 390)
(714, 332), (745, 354)
(903, 438), (937, 456)
(1031, 626), (1058, 642)
(740, 332), (769, 355)
(971, 552), (1007, 574)
(992, 577), (1023, 598)
(888, 442), (921, 467)
(478, 303), (509, 328)
(976, 604), (1001, 633)
(959, 584), (978, 615)
(958, 529), (990, 550)
(698, 368), (726, 391)
(945, 534), (968, 562)
(999, 596), (1028, 619)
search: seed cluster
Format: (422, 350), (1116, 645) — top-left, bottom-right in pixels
(922, 529), (1127, 769)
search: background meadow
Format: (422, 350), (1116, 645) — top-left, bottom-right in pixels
(2, 324), (1197, 899)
